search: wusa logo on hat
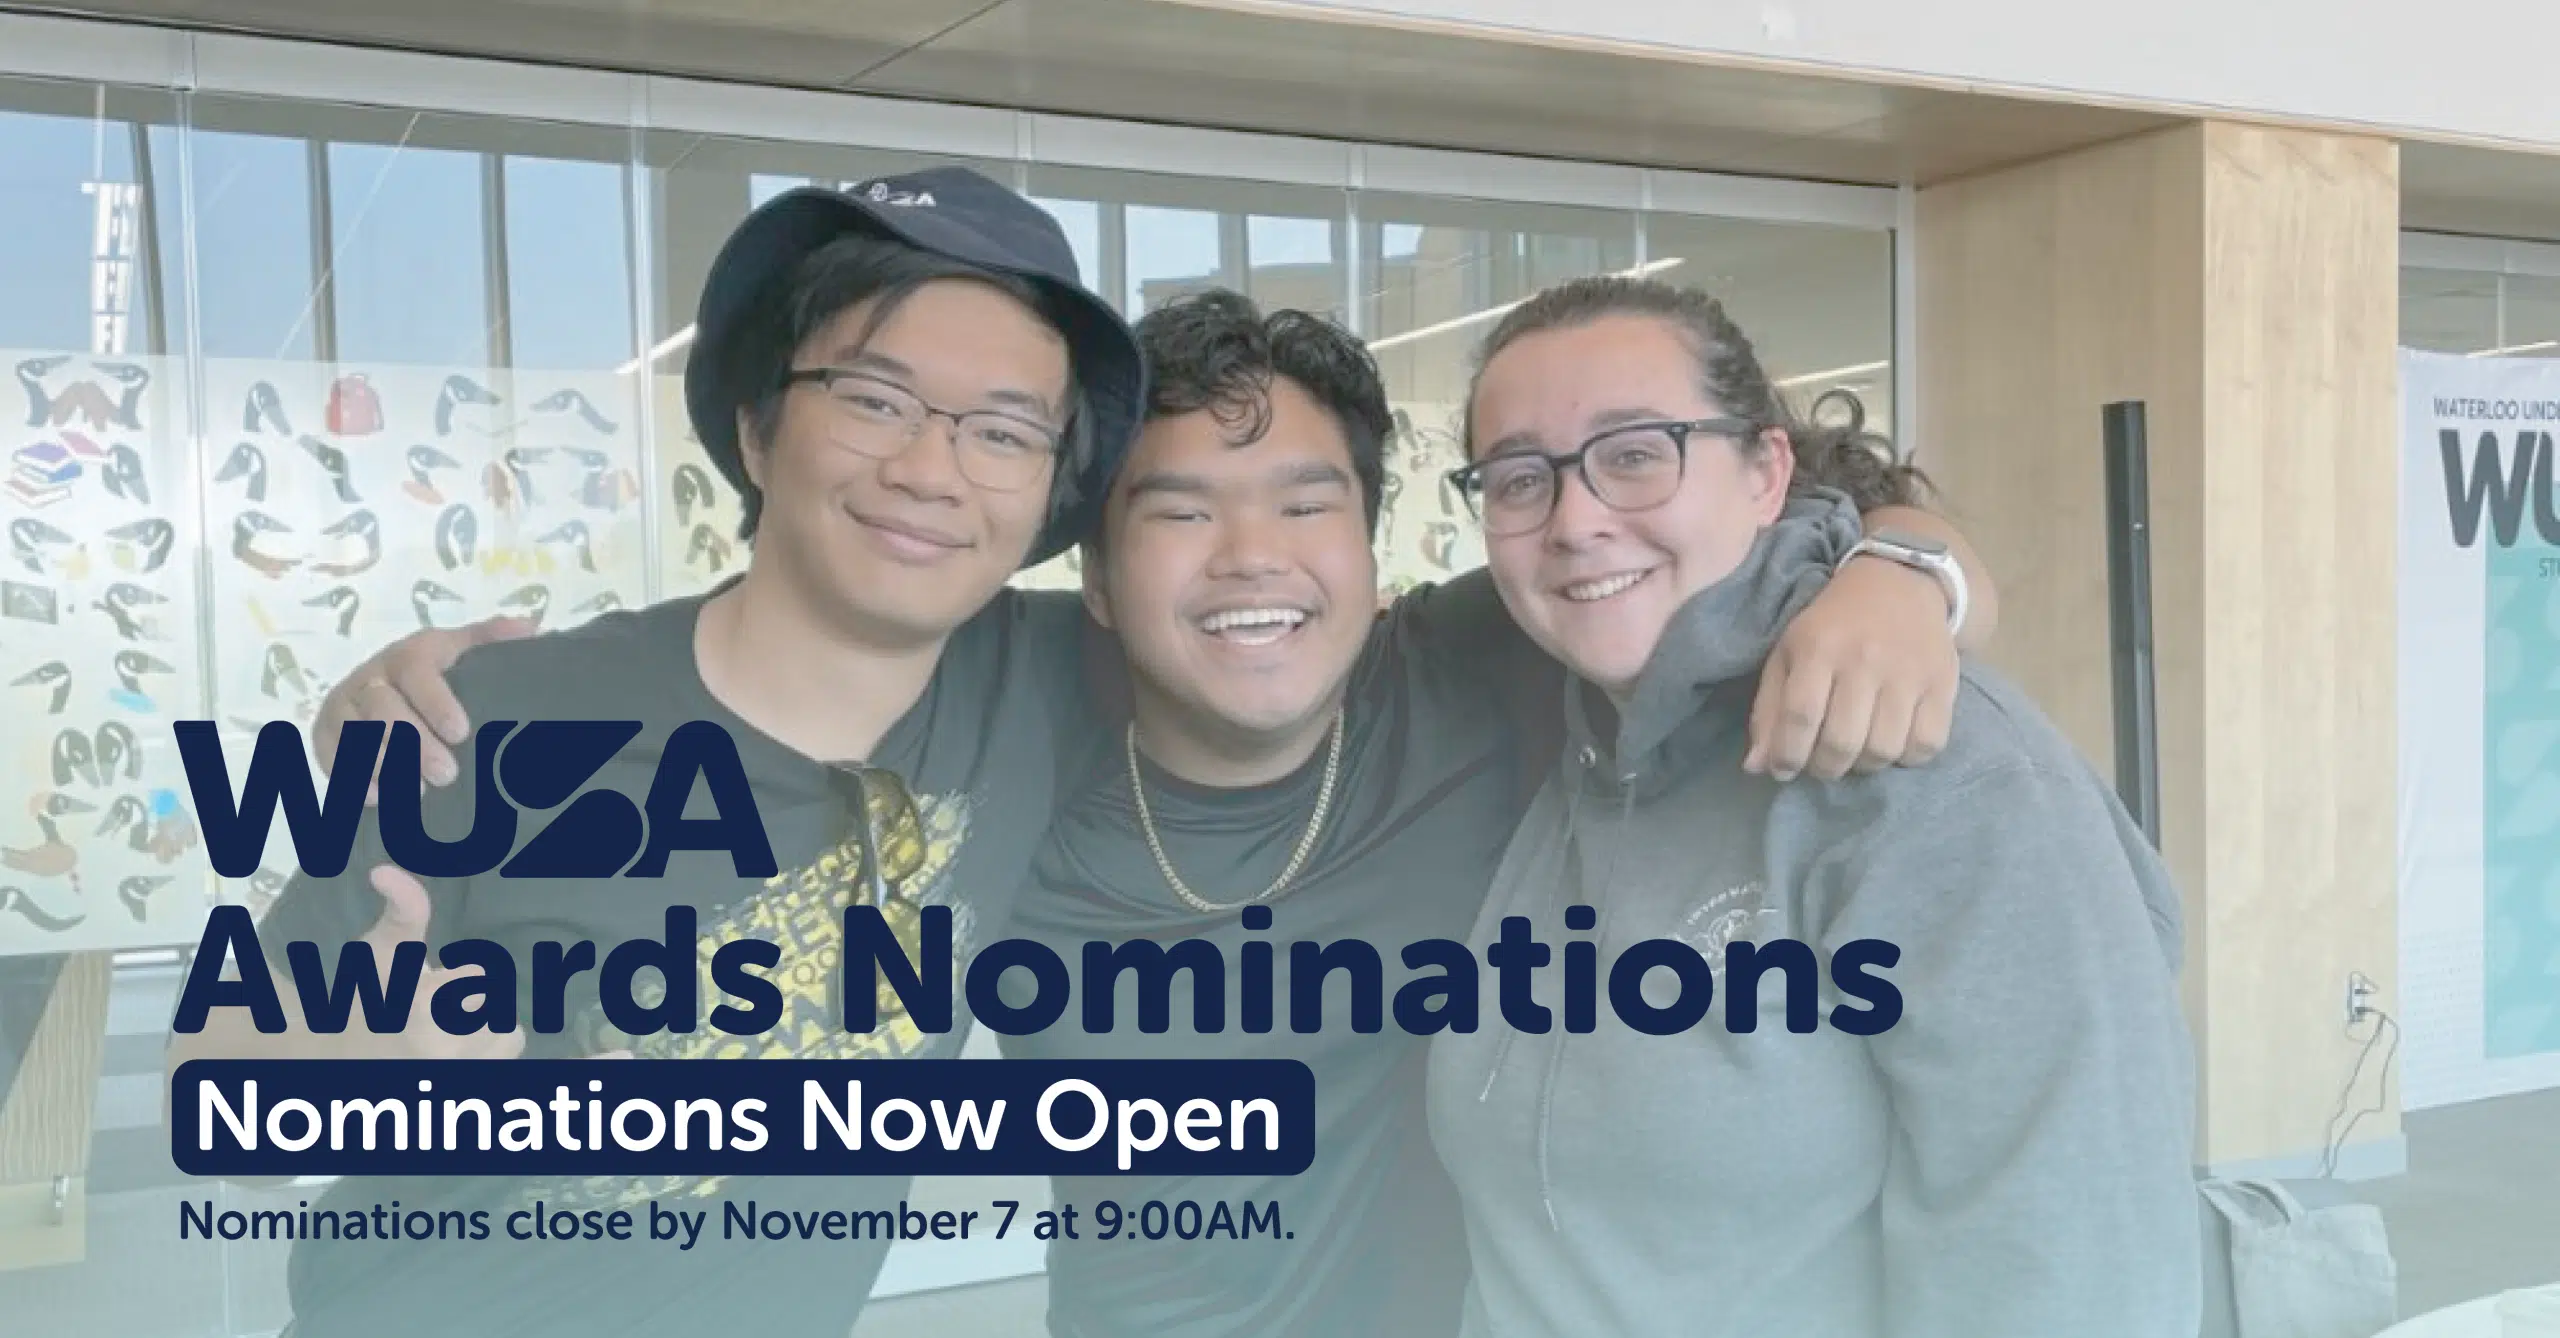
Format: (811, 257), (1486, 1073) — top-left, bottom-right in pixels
(859, 180), (938, 208)
(683, 165), (1144, 567)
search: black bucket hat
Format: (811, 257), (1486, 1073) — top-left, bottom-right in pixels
(684, 165), (1144, 567)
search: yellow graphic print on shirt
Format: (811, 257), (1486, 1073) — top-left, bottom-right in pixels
(515, 773), (975, 1211)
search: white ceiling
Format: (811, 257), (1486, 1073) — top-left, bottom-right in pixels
(8, 0), (2560, 235)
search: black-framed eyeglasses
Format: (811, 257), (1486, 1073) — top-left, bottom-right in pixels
(785, 367), (1062, 493)
(1445, 417), (1758, 537)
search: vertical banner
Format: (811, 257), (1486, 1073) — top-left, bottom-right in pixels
(2398, 348), (2560, 1109)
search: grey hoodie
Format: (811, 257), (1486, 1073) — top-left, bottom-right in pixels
(1424, 489), (2202, 1338)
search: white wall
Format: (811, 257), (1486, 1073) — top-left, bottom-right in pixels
(1202, 0), (2560, 150)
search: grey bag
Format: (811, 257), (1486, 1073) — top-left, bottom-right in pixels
(2197, 1178), (2398, 1338)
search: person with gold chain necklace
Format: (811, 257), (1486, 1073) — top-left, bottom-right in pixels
(990, 290), (1989, 1338)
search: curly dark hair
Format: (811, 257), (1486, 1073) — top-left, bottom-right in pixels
(1463, 275), (1929, 513)
(1120, 289), (1393, 538)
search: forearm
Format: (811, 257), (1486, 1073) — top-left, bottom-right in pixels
(1860, 504), (2000, 652)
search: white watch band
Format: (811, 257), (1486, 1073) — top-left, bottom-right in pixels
(1844, 536), (1968, 637)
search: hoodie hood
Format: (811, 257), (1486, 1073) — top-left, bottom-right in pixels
(1562, 486), (1864, 798)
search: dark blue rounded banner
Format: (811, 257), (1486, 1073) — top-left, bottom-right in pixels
(171, 1059), (1315, 1179)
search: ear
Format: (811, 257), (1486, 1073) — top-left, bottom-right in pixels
(1750, 427), (1796, 523)
(1078, 540), (1114, 630)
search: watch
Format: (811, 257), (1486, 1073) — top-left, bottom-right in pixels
(1842, 530), (1968, 637)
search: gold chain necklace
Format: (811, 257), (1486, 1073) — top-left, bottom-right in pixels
(1127, 708), (1345, 914)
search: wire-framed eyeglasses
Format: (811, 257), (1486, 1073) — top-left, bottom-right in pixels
(784, 367), (1062, 493)
(1445, 417), (1758, 537)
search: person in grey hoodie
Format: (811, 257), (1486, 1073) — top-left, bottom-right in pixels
(1426, 276), (2203, 1338)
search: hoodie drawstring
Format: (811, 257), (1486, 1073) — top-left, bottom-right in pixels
(1478, 742), (1643, 1235)
(1476, 772), (1589, 1106)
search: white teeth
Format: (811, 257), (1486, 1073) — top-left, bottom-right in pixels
(1199, 608), (1309, 634)
(1562, 571), (1650, 603)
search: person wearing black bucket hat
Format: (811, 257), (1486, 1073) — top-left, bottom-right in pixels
(685, 166), (1144, 566)
(180, 167), (1146, 1338)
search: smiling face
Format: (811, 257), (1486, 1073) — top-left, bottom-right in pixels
(1466, 313), (1792, 698)
(1086, 375), (1377, 765)
(740, 278), (1068, 649)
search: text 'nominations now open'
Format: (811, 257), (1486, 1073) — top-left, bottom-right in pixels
(172, 1059), (1316, 1178)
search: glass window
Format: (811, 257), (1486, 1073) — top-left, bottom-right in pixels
(2504, 274), (2560, 357)
(1645, 212), (1896, 435)
(2401, 267), (2560, 359)
(503, 152), (638, 372)
(1124, 203), (1228, 314)
(327, 138), (490, 367)
(2402, 267), (2501, 356)
(185, 127), (319, 360)
(0, 76), (178, 354)
(0, 75), (202, 964)
(1359, 193), (1638, 595)
(1024, 165), (1349, 320)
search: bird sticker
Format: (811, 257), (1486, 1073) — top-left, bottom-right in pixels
(501, 447), (550, 507)
(147, 805), (199, 865)
(686, 523), (732, 574)
(536, 519), (596, 573)
(484, 462), (519, 516)
(94, 721), (140, 782)
(304, 584), (361, 636)
(562, 447), (638, 512)
(215, 441), (269, 502)
(532, 387), (619, 434)
(243, 381), (290, 436)
(52, 729), (99, 787)
(97, 794), (149, 846)
(435, 504), (477, 571)
(95, 582), (168, 641)
(16, 355), (73, 428)
(231, 511), (297, 579)
(261, 642), (317, 703)
(434, 374), (501, 437)
(0, 886), (83, 934)
(95, 442), (148, 505)
(11, 661), (69, 713)
(570, 590), (624, 618)
(498, 583), (551, 629)
(45, 381), (120, 432)
(404, 444), (460, 506)
(118, 874), (168, 922)
(9, 518), (76, 576)
(94, 361), (149, 428)
(112, 649), (174, 712)
(672, 463), (714, 527)
(242, 868), (287, 918)
(8, 793), (93, 884)
(411, 578), (465, 629)
(105, 518), (174, 575)
(298, 436), (362, 505)
(3, 580), (57, 624)
(310, 509), (380, 578)
(1421, 521), (1458, 572)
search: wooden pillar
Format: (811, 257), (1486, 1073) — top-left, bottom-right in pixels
(0, 953), (111, 1270)
(1916, 121), (2402, 1175)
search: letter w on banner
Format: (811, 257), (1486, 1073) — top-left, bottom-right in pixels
(2397, 347), (2560, 1110)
